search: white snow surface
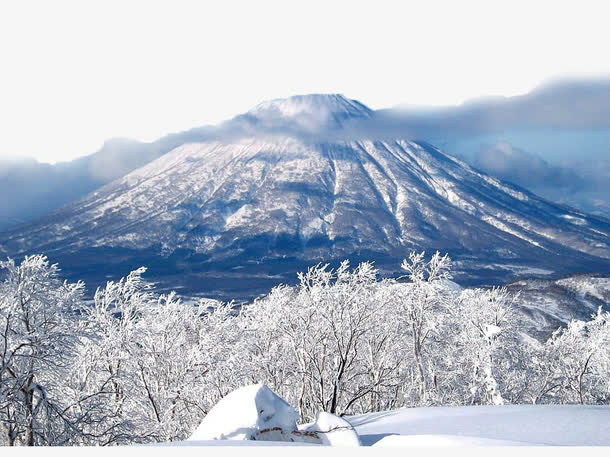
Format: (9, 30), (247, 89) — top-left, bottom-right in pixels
(372, 434), (527, 446)
(299, 412), (361, 446)
(183, 384), (610, 447)
(349, 404), (610, 446)
(188, 383), (298, 441)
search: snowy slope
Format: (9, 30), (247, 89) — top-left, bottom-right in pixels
(176, 404), (610, 446)
(506, 274), (610, 339)
(349, 405), (610, 446)
(171, 383), (610, 447)
(1, 95), (609, 298)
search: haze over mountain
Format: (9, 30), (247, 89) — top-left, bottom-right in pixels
(1, 78), (609, 232)
(2, 93), (609, 300)
(0, 131), (217, 230)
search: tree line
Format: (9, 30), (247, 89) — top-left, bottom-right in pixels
(1, 253), (609, 445)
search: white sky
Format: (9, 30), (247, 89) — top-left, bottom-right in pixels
(1, 0), (609, 163)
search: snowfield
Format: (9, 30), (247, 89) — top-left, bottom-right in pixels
(179, 384), (610, 447)
(179, 404), (610, 447)
(349, 404), (610, 446)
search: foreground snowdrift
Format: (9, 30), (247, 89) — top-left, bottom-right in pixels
(188, 384), (300, 441)
(349, 404), (610, 446)
(299, 412), (361, 446)
(182, 384), (610, 446)
(187, 384), (359, 445)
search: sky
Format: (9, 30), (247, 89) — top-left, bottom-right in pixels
(1, 0), (610, 164)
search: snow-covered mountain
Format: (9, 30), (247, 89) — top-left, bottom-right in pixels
(1, 94), (609, 298)
(3, 79), (610, 232)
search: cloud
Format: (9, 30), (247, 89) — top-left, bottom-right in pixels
(458, 141), (610, 219)
(467, 142), (586, 190)
(202, 78), (610, 143)
(350, 77), (610, 137)
(87, 138), (161, 182)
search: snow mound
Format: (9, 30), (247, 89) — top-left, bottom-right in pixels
(187, 384), (361, 445)
(188, 384), (298, 441)
(300, 412), (361, 446)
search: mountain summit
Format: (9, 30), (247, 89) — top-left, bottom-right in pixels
(241, 94), (373, 131)
(1, 95), (609, 299)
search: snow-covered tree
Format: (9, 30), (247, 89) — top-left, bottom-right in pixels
(0, 256), (84, 445)
(125, 292), (221, 441)
(2, 252), (609, 445)
(447, 287), (522, 405)
(395, 251), (453, 404)
(538, 308), (610, 404)
(242, 261), (397, 419)
(70, 268), (244, 443)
